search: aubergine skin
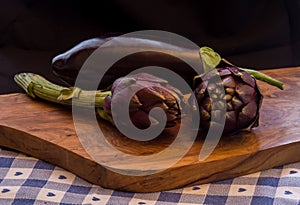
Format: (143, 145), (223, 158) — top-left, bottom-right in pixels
(52, 38), (111, 85)
(51, 37), (202, 89)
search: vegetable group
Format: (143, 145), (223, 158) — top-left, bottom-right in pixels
(15, 40), (284, 135)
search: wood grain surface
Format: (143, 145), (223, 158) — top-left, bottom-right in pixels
(0, 67), (299, 192)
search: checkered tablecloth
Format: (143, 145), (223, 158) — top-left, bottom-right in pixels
(0, 147), (300, 205)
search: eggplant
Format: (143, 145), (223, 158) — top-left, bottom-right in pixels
(51, 36), (203, 90)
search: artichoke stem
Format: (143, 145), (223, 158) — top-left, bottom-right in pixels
(14, 73), (111, 107)
(96, 108), (114, 125)
(241, 68), (284, 90)
(221, 58), (284, 90)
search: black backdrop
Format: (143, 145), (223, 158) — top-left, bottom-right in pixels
(0, 0), (299, 93)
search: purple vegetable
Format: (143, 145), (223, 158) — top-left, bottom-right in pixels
(192, 66), (263, 134)
(101, 73), (185, 129)
(14, 72), (186, 129)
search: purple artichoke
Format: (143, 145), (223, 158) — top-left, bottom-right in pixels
(102, 73), (185, 129)
(14, 72), (186, 130)
(192, 66), (263, 134)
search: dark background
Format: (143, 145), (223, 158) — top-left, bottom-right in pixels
(1, 0), (300, 94)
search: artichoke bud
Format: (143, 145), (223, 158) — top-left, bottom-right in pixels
(103, 73), (186, 129)
(192, 67), (263, 135)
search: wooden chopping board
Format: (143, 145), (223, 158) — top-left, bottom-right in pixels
(0, 67), (299, 193)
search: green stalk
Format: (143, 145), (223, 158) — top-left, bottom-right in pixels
(200, 47), (284, 90)
(14, 73), (111, 108)
(96, 108), (114, 125)
(241, 68), (284, 90)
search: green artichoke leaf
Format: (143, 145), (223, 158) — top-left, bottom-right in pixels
(199, 46), (221, 73)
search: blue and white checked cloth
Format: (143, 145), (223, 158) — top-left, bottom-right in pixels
(0, 147), (300, 205)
